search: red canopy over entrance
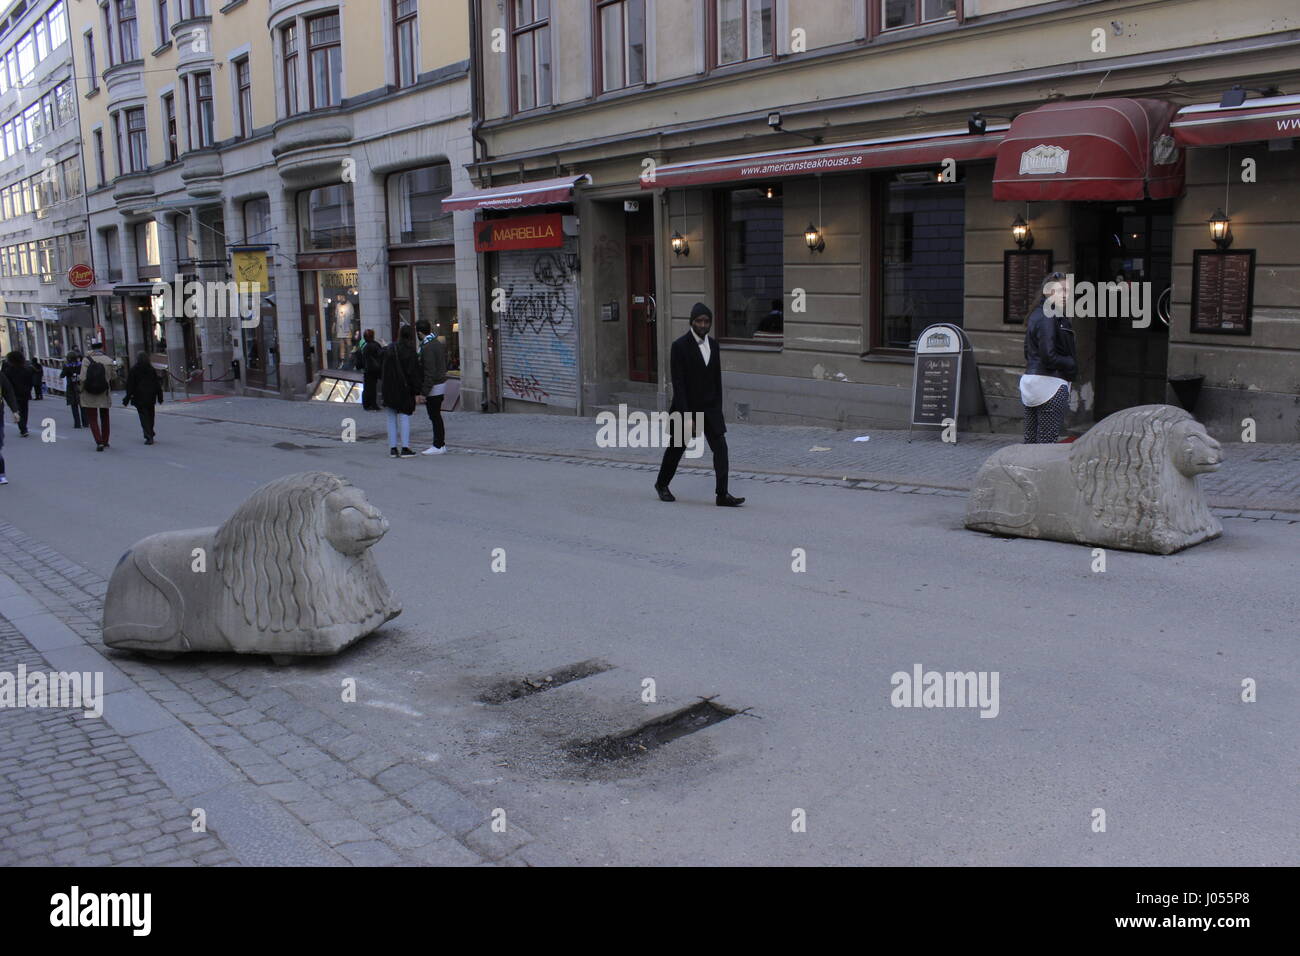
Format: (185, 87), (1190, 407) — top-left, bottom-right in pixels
(442, 174), (591, 212)
(1172, 94), (1300, 147)
(993, 98), (1184, 201)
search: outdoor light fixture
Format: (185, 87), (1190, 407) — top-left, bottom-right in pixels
(804, 223), (825, 253)
(670, 231), (689, 256)
(968, 112), (988, 135)
(767, 111), (782, 129)
(1011, 214), (1033, 249)
(1208, 209), (1233, 249)
(1218, 84), (1282, 108)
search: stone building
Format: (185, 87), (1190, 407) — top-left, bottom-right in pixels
(68, 0), (485, 407)
(462, 0), (1299, 440)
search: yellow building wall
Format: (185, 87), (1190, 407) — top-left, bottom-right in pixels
(421, 0), (471, 73)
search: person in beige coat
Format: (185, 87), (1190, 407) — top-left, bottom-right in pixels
(79, 341), (117, 451)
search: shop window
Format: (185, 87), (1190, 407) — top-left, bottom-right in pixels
(511, 0), (551, 112)
(874, 177), (964, 351)
(880, 0), (959, 32)
(715, 186), (784, 342)
(597, 0), (645, 92)
(390, 262), (459, 369)
(393, 0), (417, 89)
(311, 269), (360, 371)
(307, 12), (342, 110)
(299, 183), (355, 250)
(715, 0), (772, 66)
(387, 165), (452, 244)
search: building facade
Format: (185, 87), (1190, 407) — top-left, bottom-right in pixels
(0, 0), (90, 391)
(464, 0), (1300, 441)
(69, 0), (485, 407)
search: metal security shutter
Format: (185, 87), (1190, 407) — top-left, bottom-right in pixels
(497, 239), (579, 408)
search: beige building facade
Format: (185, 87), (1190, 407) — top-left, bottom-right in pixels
(464, 0), (1300, 440)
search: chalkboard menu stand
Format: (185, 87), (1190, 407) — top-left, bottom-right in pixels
(1190, 249), (1255, 335)
(909, 323), (985, 443)
(1003, 250), (1054, 325)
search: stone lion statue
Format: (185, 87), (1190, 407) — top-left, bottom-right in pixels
(965, 405), (1224, 554)
(103, 472), (401, 659)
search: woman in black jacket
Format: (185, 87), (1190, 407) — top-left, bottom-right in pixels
(1, 351), (34, 437)
(1020, 272), (1077, 444)
(380, 325), (423, 458)
(60, 350), (87, 429)
(123, 352), (164, 444)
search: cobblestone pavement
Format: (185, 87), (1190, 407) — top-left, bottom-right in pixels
(158, 395), (1300, 514)
(0, 521), (563, 866)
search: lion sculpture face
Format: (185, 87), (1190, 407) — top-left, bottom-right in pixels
(325, 485), (390, 556)
(1169, 420), (1223, 477)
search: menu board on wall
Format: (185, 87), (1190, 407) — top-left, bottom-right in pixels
(1191, 250), (1255, 335)
(1003, 250), (1053, 325)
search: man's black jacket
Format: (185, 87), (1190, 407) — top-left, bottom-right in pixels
(669, 330), (725, 435)
(1024, 304), (1077, 381)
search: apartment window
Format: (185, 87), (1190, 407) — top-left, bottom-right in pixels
(112, 112), (124, 176)
(55, 82), (75, 124)
(298, 183), (355, 251)
(387, 164), (452, 244)
(135, 220), (160, 268)
(511, 0), (551, 112)
(880, 0), (958, 31)
(117, 0), (139, 60)
(173, 212), (192, 263)
(35, 19), (48, 58)
(85, 31), (99, 91)
(194, 71), (214, 147)
(394, 0), (417, 88)
(126, 107), (147, 171)
(94, 129), (107, 185)
(156, 0), (169, 45)
(185, 0), (207, 16)
(597, 0), (645, 92)
(60, 157), (81, 198)
(874, 177), (965, 350)
(17, 30), (35, 82)
(235, 57), (252, 137)
(281, 24), (300, 115)
(162, 92), (177, 160)
(715, 0), (772, 65)
(307, 13), (342, 109)
(243, 197), (271, 243)
(103, 4), (116, 67)
(715, 186), (784, 342)
(50, 2), (69, 48)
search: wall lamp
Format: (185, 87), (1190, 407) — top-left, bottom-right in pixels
(1208, 209), (1233, 249)
(968, 111), (1012, 135)
(1011, 214), (1033, 249)
(670, 231), (689, 256)
(804, 223), (825, 253)
(1218, 85), (1282, 108)
(767, 110), (822, 144)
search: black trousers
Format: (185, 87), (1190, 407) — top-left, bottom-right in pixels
(362, 373), (380, 410)
(657, 415), (728, 498)
(424, 393), (445, 448)
(15, 398), (28, 435)
(70, 404), (87, 428)
(135, 403), (156, 440)
(1023, 385), (1070, 444)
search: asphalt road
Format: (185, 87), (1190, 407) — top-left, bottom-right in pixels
(2, 408), (1296, 865)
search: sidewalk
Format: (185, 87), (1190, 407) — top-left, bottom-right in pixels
(159, 396), (1300, 514)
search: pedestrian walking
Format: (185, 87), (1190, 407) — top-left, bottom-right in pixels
(60, 349), (88, 429)
(0, 363), (18, 485)
(1020, 272), (1077, 444)
(123, 352), (164, 444)
(415, 319), (448, 455)
(1, 351), (36, 437)
(655, 302), (745, 507)
(79, 340), (116, 451)
(355, 329), (383, 410)
(380, 324), (422, 459)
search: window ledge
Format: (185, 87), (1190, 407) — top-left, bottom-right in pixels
(720, 341), (782, 352)
(152, 42), (173, 57)
(859, 351), (913, 364)
(84, 87), (100, 99)
(220, 0), (247, 12)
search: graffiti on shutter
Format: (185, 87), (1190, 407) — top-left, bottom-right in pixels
(498, 239), (579, 408)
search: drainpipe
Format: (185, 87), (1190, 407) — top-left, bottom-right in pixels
(468, 0), (489, 168)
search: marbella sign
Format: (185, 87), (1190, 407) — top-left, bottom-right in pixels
(474, 213), (564, 252)
(67, 264), (95, 288)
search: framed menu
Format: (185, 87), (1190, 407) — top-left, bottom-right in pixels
(1191, 249), (1254, 335)
(1003, 250), (1053, 325)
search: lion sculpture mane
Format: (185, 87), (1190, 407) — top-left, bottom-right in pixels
(965, 405), (1224, 554)
(103, 472), (401, 658)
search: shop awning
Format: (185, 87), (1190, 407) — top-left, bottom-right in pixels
(1172, 94), (1300, 147)
(441, 174), (591, 212)
(113, 283), (159, 296)
(992, 98), (1184, 201)
(643, 126), (1009, 189)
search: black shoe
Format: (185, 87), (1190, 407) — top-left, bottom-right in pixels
(389, 447), (399, 458)
(655, 484), (675, 502)
(96, 444), (104, 452)
(399, 447), (417, 458)
(716, 494), (745, 507)
(145, 438), (154, 445)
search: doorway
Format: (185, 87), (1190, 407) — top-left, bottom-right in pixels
(625, 207), (657, 382)
(1074, 201), (1172, 419)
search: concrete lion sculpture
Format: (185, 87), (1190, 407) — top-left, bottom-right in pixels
(103, 472), (401, 659)
(965, 405), (1224, 554)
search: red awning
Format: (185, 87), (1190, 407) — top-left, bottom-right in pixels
(1172, 94), (1300, 147)
(992, 98), (1184, 201)
(442, 174), (591, 212)
(642, 126), (1008, 189)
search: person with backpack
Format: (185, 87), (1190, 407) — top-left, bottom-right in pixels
(0, 362), (18, 485)
(379, 324), (422, 459)
(80, 340), (116, 451)
(123, 352), (165, 444)
(1, 351), (40, 437)
(60, 349), (87, 429)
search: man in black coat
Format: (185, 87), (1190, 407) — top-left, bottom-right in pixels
(655, 302), (745, 507)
